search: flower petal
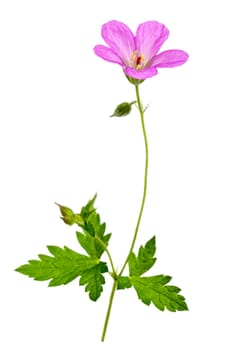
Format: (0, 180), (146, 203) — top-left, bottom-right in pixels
(136, 21), (169, 61)
(101, 20), (135, 64)
(94, 45), (123, 66)
(124, 66), (158, 79)
(151, 50), (189, 67)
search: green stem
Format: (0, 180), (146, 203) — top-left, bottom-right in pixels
(119, 84), (149, 276)
(95, 236), (117, 277)
(101, 279), (118, 342)
(101, 84), (149, 342)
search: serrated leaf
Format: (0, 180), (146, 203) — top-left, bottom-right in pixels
(77, 231), (111, 259)
(76, 195), (111, 259)
(131, 275), (188, 312)
(76, 232), (97, 257)
(79, 263), (108, 301)
(15, 246), (100, 287)
(129, 236), (156, 276)
(80, 193), (97, 220)
(117, 276), (132, 290)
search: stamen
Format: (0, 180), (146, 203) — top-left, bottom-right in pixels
(136, 54), (145, 70)
(129, 51), (146, 70)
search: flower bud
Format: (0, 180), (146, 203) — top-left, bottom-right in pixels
(55, 203), (84, 226)
(110, 101), (136, 117)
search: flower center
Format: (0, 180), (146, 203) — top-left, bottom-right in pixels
(130, 50), (146, 70)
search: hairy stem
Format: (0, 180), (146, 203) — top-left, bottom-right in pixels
(119, 84), (149, 276)
(101, 279), (118, 342)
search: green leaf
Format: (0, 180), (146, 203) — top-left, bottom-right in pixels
(15, 246), (100, 287)
(80, 193), (97, 221)
(79, 262), (108, 301)
(76, 194), (111, 259)
(117, 276), (132, 290)
(77, 230), (111, 259)
(128, 236), (156, 276)
(76, 232), (97, 257)
(131, 275), (188, 312)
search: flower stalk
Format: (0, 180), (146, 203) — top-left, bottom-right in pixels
(119, 84), (149, 276)
(101, 83), (149, 341)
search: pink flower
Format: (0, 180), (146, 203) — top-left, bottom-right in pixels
(94, 20), (188, 80)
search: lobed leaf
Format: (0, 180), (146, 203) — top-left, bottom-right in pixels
(131, 275), (188, 312)
(117, 276), (132, 290)
(79, 262), (108, 301)
(80, 193), (97, 221)
(15, 246), (101, 287)
(128, 236), (156, 276)
(76, 195), (111, 259)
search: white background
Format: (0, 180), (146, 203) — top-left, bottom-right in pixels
(1, 0), (232, 349)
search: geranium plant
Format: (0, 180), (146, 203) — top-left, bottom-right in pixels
(16, 20), (189, 342)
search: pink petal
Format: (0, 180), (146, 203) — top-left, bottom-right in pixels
(124, 66), (158, 79)
(101, 20), (135, 64)
(94, 45), (123, 66)
(151, 50), (189, 67)
(136, 21), (169, 61)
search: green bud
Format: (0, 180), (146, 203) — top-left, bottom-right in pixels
(110, 101), (136, 117)
(55, 203), (84, 226)
(61, 215), (75, 226)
